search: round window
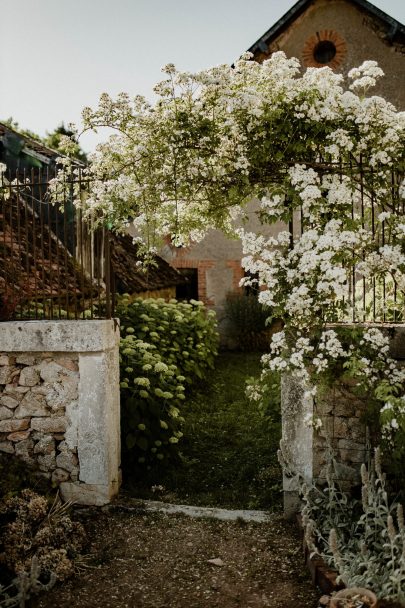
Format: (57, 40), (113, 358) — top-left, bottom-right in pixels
(313, 40), (337, 64)
(302, 30), (347, 69)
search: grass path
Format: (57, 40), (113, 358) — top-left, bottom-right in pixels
(124, 352), (282, 510)
(34, 354), (319, 608)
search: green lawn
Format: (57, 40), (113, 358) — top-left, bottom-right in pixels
(124, 352), (282, 510)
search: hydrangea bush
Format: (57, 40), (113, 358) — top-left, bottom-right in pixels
(117, 296), (218, 466)
(51, 53), (405, 457)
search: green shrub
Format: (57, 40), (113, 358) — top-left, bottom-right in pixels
(224, 293), (273, 351)
(117, 297), (219, 467)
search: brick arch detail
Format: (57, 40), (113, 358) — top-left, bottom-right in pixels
(302, 30), (347, 69)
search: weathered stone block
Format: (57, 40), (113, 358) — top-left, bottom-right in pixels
(30, 417), (68, 433)
(0, 418), (29, 433)
(45, 378), (79, 411)
(0, 367), (17, 385)
(37, 454), (56, 471)
(333, 416), (351, 438)
(30, 386), (49, 395)
(15, 354), (37, 366)
(39, 361), (64, 383)
(0, 355), (16, 366)
(15, 438), (34, 464)
(8, 430), (32, 442)
(52, 468), (70, 484)
(0, 395), (20, 409)
(56, 451), (78, 472)
(15, 394), (49, 418)
(34, 435), (55, 454)
(0, 441), (14, 454)
(56, 357), (79, 372)
(0, 406), (14, 420)
(60, 481), (120, 506)
(4, 385), (29, 395)
(19, 367), (40, 387)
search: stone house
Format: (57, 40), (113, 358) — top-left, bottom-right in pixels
(159, 0), (405, 337)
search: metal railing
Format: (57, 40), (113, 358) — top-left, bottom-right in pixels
(0, 167), (115, 321)
(289, 155), (405, 324)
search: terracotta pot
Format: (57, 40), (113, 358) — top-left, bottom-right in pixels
(330, 588), (377, 608)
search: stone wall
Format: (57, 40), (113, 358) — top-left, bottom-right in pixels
(313, 378), (368, 486)
(0, 352), (80, 485)
(0, 320), (121, 506)
(281, 325), (405, 517)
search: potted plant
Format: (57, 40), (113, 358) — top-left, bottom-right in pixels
(330, 588), (377, 608)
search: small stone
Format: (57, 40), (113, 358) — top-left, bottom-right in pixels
(19, 367), (40, 387)
(7, 430), (31, 442)
(52, 468), (70, 484)
(37, 453), (56, 471)
(0, 395), (20, 409)
(4, 385), (29, 395)
(15, 394), (49, 418)
(56, 357), (79, 372)
(207, 558), (224, 567)
(0, 406), (14, 420)
(0, 441), (14, 454)
(16, 354), (37, 366)
(34, 435), (55, 454)
(15, 438), (35, 464)
(0, 367), (18, 385)
(0, 355), (16, 366)
(31, 386), (49, 395)
(56, 451), (79, 472)
(39, 361), (64, 383)
(0, 418), (30, 433)
(45, 378), (78, 410)
(31, 417), (68, 433)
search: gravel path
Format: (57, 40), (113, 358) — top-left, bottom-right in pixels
(35, 508), (319, 608)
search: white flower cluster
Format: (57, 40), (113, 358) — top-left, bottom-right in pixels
(49, 52), (405, 448)
(348, 60), (384, 93)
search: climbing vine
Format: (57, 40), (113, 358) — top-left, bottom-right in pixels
(50, 52), (405, 456)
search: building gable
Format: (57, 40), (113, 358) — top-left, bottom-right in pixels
(247, 0), (405, 109)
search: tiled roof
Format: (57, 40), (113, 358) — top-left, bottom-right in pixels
(111, 233), (186, 294)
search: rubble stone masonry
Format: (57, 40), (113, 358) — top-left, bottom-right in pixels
(0, 352), (80, 485)
(0, 320), (121, 506)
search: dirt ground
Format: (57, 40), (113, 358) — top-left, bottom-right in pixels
(34, 507), (319, 608)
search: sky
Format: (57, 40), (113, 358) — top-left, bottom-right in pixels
(1, 0), (404, 152)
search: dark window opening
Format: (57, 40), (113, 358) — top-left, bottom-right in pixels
(313, 40), (336, 64)
(176, 268), (199, 301)
(244, 271), (259, 297)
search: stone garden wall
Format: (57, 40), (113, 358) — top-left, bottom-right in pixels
(281, 324), (405, 517)
(0, 320), (121, 506)
(0, 352), (80, 485)
(312, 378), (368, 486)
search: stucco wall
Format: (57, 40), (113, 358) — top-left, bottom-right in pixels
(0, 320), (121, 506)
(160, 201), (285, 337)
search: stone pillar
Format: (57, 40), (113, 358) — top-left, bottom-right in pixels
(0, 320), (121, 506)
(280, 374), (313, 518)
